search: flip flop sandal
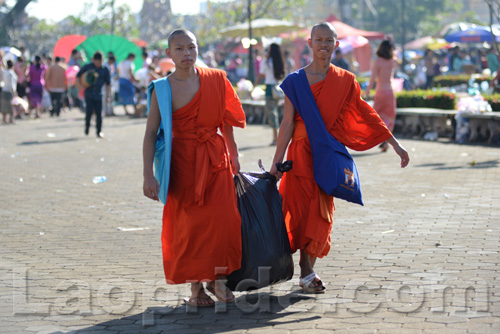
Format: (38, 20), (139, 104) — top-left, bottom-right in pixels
(206, 284), (235, 303)
(299, 272), (326, 294)
(183, 296), (215, 307)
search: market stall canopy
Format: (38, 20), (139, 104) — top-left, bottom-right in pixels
(220, 18), (302, 38)
(444, 25), (500, 43)
(439, 22), (474, 38)
(75, 34), (143, 70)
(326, 15), (385, 40)
(338, 35), (369, 53)
(338, 35), (372, 72)
(404, 36), (449, 50)
(53, 35), (87, 62)
(1, 46), (21, 62)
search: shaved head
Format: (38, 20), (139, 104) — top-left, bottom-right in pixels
(167, 29), (197, 49)
(311, 22), (337, 40)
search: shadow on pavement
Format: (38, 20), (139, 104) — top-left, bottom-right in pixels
(239, 145), (275, 152)
(17, 138), (79, 146)
(53, 292), (321, 334)
(414, 159), (499, 170)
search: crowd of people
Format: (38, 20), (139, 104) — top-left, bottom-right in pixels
(0, 46), (165, 131)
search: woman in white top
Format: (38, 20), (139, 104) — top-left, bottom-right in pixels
(254, 43), (285, 145)
(2, 60), (18, 124)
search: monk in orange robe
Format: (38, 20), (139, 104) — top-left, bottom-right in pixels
(143, 29), (245, 307)
(270, 23), (409, 294)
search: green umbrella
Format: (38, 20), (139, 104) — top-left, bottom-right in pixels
(76, 34), (143, 71)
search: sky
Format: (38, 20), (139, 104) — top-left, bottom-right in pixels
(21, 0), (203, 22)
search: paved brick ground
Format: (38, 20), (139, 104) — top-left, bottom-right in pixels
(0, 108), (499, 334)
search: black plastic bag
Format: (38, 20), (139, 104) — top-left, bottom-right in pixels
(226, 163), (294, 291)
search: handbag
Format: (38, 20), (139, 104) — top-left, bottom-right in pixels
(280, 69), (363, 205)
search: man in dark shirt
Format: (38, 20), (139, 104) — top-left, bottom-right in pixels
(77, 51), (110, 137)
(331, 49), (350, 72)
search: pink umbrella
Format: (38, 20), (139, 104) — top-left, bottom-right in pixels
(53, 35), (87, 62)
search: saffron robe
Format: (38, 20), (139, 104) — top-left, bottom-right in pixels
(157, 67), (246, 284)
(279, 65), (392, 258)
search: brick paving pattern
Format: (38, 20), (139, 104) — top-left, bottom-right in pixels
(0, 108), (499, 333)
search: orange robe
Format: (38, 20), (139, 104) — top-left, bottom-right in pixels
(161, 67), (245, 284)
(280, 65), (392, 258)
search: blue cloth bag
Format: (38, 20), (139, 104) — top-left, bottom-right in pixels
(280, 69), (363, 206)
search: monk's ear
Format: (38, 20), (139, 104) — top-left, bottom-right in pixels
(307, 38), (312, 48)
(165, 48), (171, 58)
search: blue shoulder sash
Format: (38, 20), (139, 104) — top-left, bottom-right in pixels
(280, 69), (363, 205)
(147, 77), (172, 205)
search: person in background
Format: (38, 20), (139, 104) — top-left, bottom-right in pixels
(68, 49), (82, 67)
(203, 50), (218, 68)
(142, 50), (152, 69)
(424, 49), (437, 89)
(331, 49), (350, 71)
(487, 47), (499, 75)
(117, 53), (138, 115)
(254, 48), (262, 79)
(14, 56), (28, 99)
(104, 53), (117, 116)
(2, 60), (17, 124)
(452, 49), (471, 73)
(45, 56), (68, 117)
(365, 40), (398, 152)
(284, 50), (296, 76)
(76, 51), (110, 137)
(254, 43), (285, 145)
(0, 50), (4, 116)
(27, 55), (47, 118)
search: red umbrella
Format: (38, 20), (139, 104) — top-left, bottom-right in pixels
(53, 35), (87, 62)
(158, 58), (175, 75)
(132, 38), (148, 48)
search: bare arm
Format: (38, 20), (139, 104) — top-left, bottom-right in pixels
(129, 67), (138, 83)
(105, 84), (111, 101)
(269, 95), (295, 179)
(386, 136), (410, 168)
(253, 73), (265, 88)
(142, 88), (161, 201)
(222, 124), (240, 175)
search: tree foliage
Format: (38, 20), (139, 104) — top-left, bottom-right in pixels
(358, 0), (460, 43)
(0, 0), (138, 55)
(193, 0), (305, 48)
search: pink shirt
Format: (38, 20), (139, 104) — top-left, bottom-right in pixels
(14, 62), (26, 83)
(367, 57), (397, 92)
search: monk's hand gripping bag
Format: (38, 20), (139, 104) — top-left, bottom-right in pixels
(226, 160), (294, 291)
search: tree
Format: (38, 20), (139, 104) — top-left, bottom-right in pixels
(0, 0), (33, 46)
(1, 0), (139, 56)
(194, 0), (305, 48)
(355, 0), (460, 42)
(483, 0), (500, 58)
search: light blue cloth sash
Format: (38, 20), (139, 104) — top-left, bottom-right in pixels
(147, 77), (172, 205)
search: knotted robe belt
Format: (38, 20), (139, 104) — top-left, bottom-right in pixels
(173, 127), (226, 206)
